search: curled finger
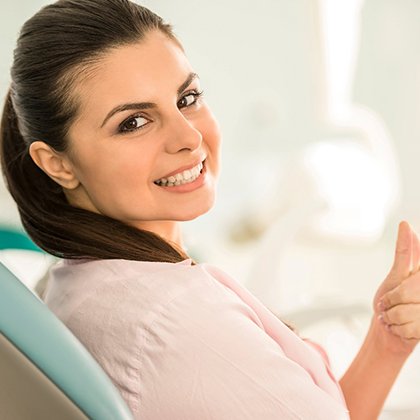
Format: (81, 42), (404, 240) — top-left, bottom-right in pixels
(380, 303), (420, 326)
(387, 322), (420, 340)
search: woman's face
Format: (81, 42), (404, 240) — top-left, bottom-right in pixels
(65, 31), (221, 237)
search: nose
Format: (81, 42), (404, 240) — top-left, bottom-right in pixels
(164, 109), (202, 154)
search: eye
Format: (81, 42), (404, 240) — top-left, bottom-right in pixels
(177, 90), (204, 109)
(119, 115), (149, 133)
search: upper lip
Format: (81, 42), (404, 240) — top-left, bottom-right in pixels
(155, 157), (206, 180)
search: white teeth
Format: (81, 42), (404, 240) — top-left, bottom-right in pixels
(155, 161), (204, 187)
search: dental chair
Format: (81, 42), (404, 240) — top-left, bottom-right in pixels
(0, 259), (134, 419)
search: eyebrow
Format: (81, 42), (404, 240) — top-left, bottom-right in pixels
(100, 72), (199, 128)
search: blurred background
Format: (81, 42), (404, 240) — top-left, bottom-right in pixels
(1, 0), (420, 418)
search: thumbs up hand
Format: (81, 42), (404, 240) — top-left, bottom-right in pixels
(372, 221), (420, 355)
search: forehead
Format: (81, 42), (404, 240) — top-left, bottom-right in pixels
(73, 31), (193, 111)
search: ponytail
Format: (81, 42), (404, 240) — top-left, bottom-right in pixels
(1, 89), (29, 205)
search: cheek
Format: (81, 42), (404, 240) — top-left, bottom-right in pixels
(200, 108), (222, 169)
(73, 144), (152, 194)
(71, 148), (156, 219)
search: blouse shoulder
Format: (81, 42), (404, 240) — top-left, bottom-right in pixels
(43, 258), (349, 419)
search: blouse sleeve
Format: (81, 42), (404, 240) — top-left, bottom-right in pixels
(134, 280), (350, 420)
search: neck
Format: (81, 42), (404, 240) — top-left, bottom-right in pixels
(134, 220), (183, 250)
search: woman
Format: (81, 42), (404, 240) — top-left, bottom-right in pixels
(1, 0), (420, 418)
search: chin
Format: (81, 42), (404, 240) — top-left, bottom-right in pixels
(176, 197), (215, 221)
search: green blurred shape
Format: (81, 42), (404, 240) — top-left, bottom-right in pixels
(0, 226), (42, 252)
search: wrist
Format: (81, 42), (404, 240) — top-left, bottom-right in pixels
(368, 315), (413, 360)
(339, 316), (411, 419)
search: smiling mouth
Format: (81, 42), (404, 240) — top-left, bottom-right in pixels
(154, 160), (205, 187)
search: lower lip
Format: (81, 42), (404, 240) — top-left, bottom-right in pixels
(154, 162), (207, 193)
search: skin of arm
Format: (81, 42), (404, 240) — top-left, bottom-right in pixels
(339, 317), (410, 420)
(339, 221), (420, 419)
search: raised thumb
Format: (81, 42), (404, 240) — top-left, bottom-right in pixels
(390, 221), (412, 282)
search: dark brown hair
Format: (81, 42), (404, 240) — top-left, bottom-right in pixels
(0, 0), (190, 263)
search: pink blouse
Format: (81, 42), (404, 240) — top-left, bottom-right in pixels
(43, 258), (350, 419)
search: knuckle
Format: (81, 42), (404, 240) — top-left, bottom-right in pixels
(388, 308), (400, 324)
(389, 324), (399, 335)
(396, 246), (410, 257)
(382, 294), (391, 309)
